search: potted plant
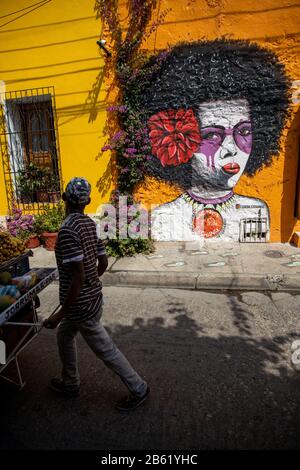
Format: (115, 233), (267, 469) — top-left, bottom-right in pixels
(35, 167), (50, 203)
(47, 174), (61, 203)
(16, 164), (61, 205)
(34, 202), (65, 250)
(16, 172), (36, 204)
(6, 206), (40, 249)
(21, 230), (40, 249)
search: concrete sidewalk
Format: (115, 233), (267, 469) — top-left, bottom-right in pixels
(29, 241), (300, 291)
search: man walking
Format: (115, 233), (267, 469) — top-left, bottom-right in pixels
(44, 177), (149, 411)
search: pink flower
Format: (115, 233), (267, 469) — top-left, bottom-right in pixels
(101, 145), (113, 152)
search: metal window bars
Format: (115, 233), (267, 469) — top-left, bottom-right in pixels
(0, 86), (62, 214)
(240, 216), (269, 242)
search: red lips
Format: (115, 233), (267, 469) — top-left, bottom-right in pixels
(222, 162), (240, 175)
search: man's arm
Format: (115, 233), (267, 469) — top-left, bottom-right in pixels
(98, 254), (108, 277)
(44, 260), (85, 329)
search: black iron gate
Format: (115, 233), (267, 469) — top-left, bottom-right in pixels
(0, 86), (62, 214)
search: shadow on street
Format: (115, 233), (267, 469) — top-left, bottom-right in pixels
(1, 298), (300, 450)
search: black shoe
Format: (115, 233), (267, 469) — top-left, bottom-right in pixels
(49, 378), (80, 397)
(116, 386), (150, 411)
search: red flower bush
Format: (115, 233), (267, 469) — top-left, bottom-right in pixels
(148, 108), (201, 166)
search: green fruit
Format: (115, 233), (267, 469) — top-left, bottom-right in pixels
(0, 271), (12, 285)
(0, 295), (15, 312)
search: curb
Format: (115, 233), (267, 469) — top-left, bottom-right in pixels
(103, 271), (196, 290)
(102, 271), (300, 292)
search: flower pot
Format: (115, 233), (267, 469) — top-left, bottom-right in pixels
(41, 231), (58, 251)
(19, 195), (33, 204)
(48, 191), (61, 203)
(36, 190), (49, 203)
(25, 235), (40, 249)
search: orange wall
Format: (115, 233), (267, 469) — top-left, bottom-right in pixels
(132, 0), (300, 242)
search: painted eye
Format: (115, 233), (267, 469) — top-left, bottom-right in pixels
(239, 127), (251, 137)
(202, 132), (221, 141)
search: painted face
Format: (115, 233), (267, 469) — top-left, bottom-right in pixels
(192, 99), (252, 189)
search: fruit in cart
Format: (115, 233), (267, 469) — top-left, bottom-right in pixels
(11, 271), (37, 294)
(0, 271), (12, 285)
(0, 231), (26, 263)
(0, 295), (16, 312)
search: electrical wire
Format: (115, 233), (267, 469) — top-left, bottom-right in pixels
(0, 0), (50, 20)
(0, 0), (52, 30)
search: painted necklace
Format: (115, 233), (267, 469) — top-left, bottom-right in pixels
(183, 190), (236, 238)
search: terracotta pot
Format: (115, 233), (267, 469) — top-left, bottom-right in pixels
(19, 195), (33, 204)
(48, 191), (61, 203)
(25, 235), (40, 249)
(36, 190), (49, 203)
(41, 231), (58, 251)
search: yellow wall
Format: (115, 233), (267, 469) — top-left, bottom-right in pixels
(0, 0), (300, 242)
(0, 0), (112, 216)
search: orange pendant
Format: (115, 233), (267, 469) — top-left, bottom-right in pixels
(193, 209), (224, 238)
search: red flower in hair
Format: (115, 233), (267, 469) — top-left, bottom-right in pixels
(148, 109), (201, 166)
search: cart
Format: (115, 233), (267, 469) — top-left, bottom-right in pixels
(0, 251), (58, 389)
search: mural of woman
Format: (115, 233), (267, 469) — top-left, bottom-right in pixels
(131, 41), (290, 241)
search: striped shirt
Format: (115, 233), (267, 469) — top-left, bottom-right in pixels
(55, 213), (106, 322)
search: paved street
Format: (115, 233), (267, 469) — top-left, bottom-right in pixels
(1, 285), (300, 449)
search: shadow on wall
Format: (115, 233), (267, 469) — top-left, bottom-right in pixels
(86, 68), (107, 123)
(281, 108), (300, 242)
(57, 66), (107, 127)
(95, 156), (117, 199)
(1, 298), (300, 449)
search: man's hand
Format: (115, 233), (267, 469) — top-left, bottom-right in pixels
(43, 310), (64, 329)
(98, 254), (108, 277)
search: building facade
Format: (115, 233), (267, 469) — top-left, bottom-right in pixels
(0, 0), (300, 244)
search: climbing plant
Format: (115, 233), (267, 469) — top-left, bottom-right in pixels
(95, 0), (170, 255)
(96, 0), (170, 191)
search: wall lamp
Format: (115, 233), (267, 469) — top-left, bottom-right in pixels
(96, 39), (112, 57)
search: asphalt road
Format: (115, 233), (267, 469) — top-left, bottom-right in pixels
(1, 285), (300, 450)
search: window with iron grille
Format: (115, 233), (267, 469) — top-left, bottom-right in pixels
(239, 216), (268, 242)
(0, 87), (62, 213)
